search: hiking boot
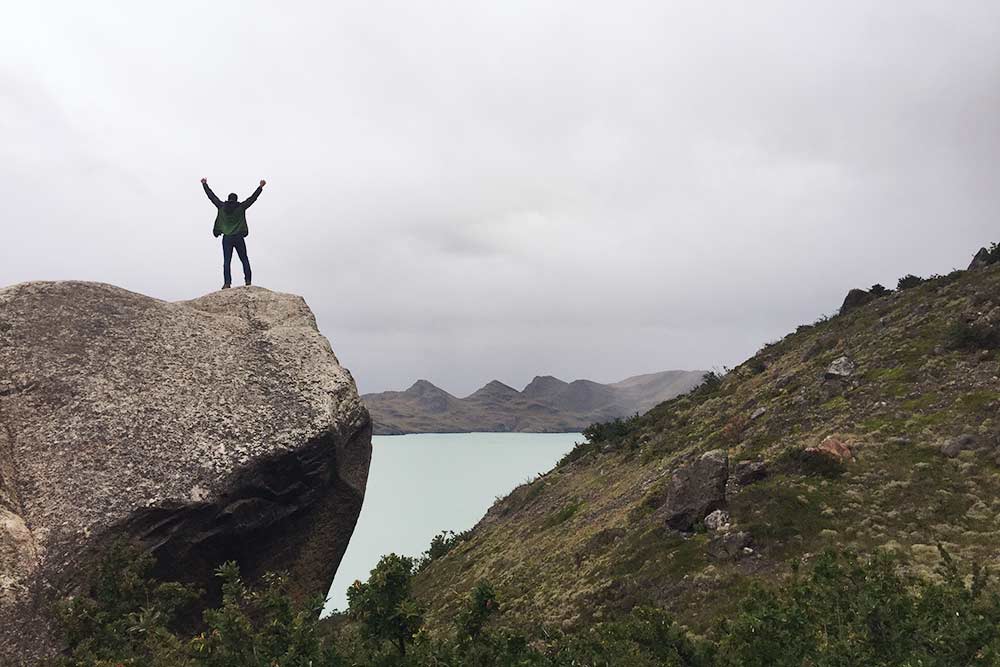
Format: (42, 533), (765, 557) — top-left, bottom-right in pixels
(221, 284), (231, 290)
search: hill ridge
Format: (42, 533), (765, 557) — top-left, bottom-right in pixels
(412, 247), (1000, 635)
(364, 370), (705, 434)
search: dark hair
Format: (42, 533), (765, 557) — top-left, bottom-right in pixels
(227, 193), (238, 202)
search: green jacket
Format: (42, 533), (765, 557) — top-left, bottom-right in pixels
(203, 183), (263, 238)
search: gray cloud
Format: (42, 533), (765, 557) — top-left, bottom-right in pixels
(2, 1), (999, 395)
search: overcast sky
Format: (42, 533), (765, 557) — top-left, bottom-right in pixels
(2, 2), (998, 396)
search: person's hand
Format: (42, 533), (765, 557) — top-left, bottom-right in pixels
(201, 178), (207, 184)
(259, 179), (266, 187)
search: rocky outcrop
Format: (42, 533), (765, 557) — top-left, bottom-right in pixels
(0, 282), (371, 663)
(658, 449), (729, 531)
(840, 288), (875, 315)
(969, 247), (993, 271)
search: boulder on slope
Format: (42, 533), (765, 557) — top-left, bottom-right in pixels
(658, 449), (729, 531)
(0, 282), (371, 663)
(840, 288), (874, 315)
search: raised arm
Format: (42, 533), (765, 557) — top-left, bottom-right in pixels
(242, 179), (266, 209)
(201, 178), (221, 207)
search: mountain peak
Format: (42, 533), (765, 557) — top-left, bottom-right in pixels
(405, 379), (451, 397)
(468, 380), (520, 401)
(522, 375), (569, 398)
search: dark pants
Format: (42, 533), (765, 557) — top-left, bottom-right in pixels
(222, 235), (251, 286)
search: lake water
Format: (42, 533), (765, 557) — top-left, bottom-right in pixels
(324, 432), (581, 613)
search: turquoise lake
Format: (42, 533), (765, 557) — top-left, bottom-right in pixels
(324, 432), (581, 612)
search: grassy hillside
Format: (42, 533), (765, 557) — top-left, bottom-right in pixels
(413, 258), (1000, 635)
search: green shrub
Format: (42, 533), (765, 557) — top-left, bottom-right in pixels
(559, 414), (643, 466)
(53, 540), (197, 666)
(457, 581), (500, 641)
(53, 541), (340, 667)
(192, 565), (339, 666)
(416, 530), (471, 571)
(555, 607), (710, 667)
(695, 370), (723, 396)
(715, 549), (1000, 667)
(57, 543), (1000, 667)
(869, 283), (891, 297)
(347, 554), (424, 657)
(897, 274), (925, 290)
(947, 320), (1000, 351)
(582, 413), (642, 445)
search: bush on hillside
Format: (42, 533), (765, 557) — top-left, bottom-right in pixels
(715, 548), (1000, 667)
(696, 370), (724, 394)
(582, 413), (642, 445)
(947, 320), (1000, 351)
(347, 554), (424, 657)
(193, 565), (338, 665)
(416, 529), (472, 571)
(457, 581), (500, 642)
(53, 540), (340, 667)
(57, 542), (1000, 667)
(558, 413), (643, 466)
(555, 607), (710, 667)
(897, 274), (925, 290)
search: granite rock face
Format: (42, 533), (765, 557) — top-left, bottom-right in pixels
(0, 282), (372, 663)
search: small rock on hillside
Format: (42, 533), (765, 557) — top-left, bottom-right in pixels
(825, 356), (856, 380)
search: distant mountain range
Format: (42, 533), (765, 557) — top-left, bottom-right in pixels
(362, 370), (706, 435)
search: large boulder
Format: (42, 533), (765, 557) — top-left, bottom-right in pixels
(0, 282), (372, 663)
(969, 247), (993, 271)
(839, 288), (874, 315)
(658, 449), (729, 531)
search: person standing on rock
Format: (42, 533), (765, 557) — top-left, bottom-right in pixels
(201, 178), (266, 289)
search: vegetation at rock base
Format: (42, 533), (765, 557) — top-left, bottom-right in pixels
(52, 541), (339, 667)
(51, 541), (1000, 666)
